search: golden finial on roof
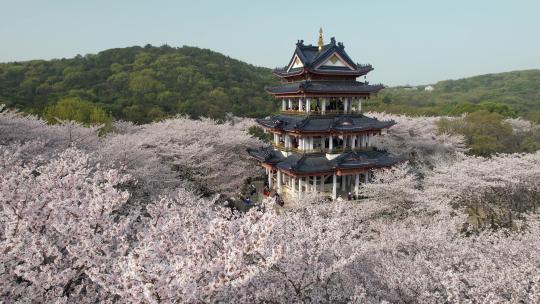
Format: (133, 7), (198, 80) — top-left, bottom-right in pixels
(318, 27), (324, 51)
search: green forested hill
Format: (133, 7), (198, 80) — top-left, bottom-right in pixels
(368, 69), (540, 121)
(0, 45), (278, 123)
(1, 45), (539, 123)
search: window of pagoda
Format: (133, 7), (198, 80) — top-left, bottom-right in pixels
(354, 97), (365, 113)
(329, 171), (371, 200)
(282, 98), (302, 113)
(292, 132), (374, 154)
(272, 133), (286, 148)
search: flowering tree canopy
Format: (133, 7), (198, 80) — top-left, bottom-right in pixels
(1, 109), (540, 303)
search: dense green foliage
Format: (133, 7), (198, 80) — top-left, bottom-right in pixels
(1, 45), (538, 123)
(247, 125), (272, 143)
(437, 111), (540, 156)
(369, 70), (540, 156)
(0, 45), (278, 123)
(368, 70), (540, 121)
(1, 45), (539, 155)
(43, 97), (111, 125)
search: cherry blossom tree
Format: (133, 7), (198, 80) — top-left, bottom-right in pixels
(128, 116), (263, 196)
(0, 109), (263, 199)
(369, 112), (467, 165)
(2, 108), (540, 303)
(0, 142), (135, 302)
(0, 107), (100, 159)
(361, 162), (420, 208)
(423, 151), (540, 228)
(116, 192), (282, 303)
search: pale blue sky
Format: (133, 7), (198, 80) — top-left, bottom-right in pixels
(1, 0), (539, 85)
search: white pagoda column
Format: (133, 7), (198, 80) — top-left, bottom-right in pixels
(358, 98), (362, 113)
(298, 177), (303, 198)
(282, 99), (286, 111)
(277, 170), (282, 194)
(321, 98), (326, 114)
(329, 135), (333, 152)
(306, 98), (311, 113)
(288, 98), (293, 109)
(367, 134), (371, 147)
(268, 170), (273, 188)
(332, 174), (337, 200)
(341, 175), (346, 191)
(312, 176), (317, 192)
(299, 98), (303, 111)
(354, 174), (360, 197)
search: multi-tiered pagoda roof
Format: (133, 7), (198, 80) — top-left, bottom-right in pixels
(247, 30), (401, 200)
(272, 37), (374, 78)
(267, 37), (384, 99)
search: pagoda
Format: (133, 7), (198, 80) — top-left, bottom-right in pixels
(248, 29), (400, 201)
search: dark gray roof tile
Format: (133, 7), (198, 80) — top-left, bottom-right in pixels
(256, 114), (395, 133)
(274, 39), (373, 77)
(247, 147), (403, 174)
(266, 81), (384, 95)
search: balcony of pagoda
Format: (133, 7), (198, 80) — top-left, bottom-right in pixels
(271, 132), (376, 155)
(281, 109), (355, 116)
(272, 142), (374, 155)
(280, 96), (367, 116)
(265, 167), (372, 202)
